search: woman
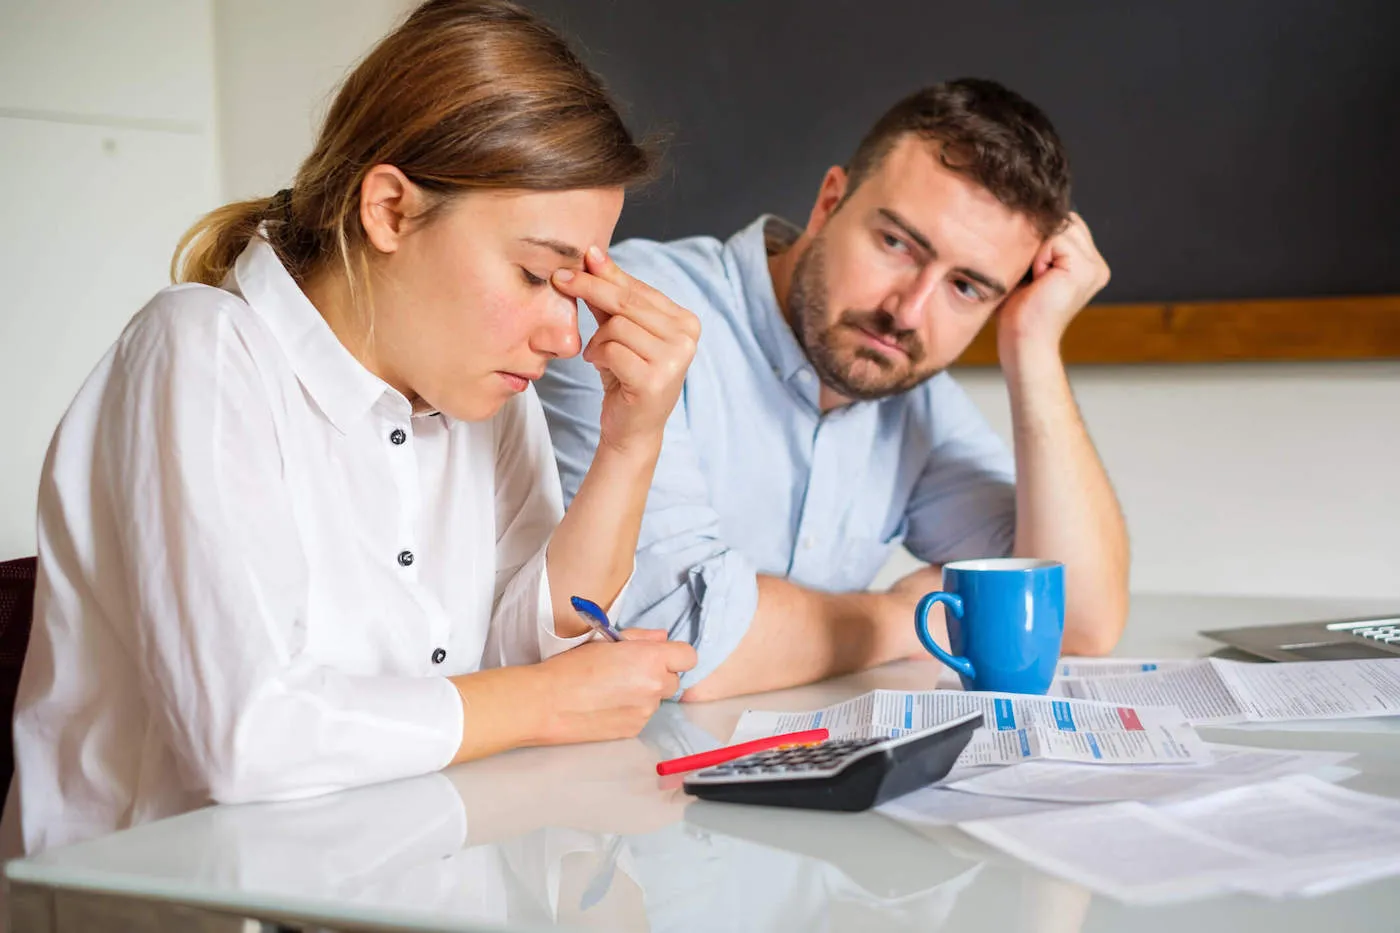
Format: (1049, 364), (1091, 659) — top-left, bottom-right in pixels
(2, 0), (699, 856)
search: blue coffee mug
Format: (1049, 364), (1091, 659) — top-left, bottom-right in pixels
(914, 558), (1065, 694)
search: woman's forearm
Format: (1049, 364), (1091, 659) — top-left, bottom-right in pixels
(546, 438), (661, 636)
(449, 666), (550, 764)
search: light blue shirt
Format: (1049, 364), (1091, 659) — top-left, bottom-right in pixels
(537, 216), (1016, 689)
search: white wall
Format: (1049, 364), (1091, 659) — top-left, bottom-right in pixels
(0, 0), (219, 561)
(873, 363), (1400, 600)
(213, 0), (415, 200)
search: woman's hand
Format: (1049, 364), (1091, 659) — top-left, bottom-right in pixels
(448, 630), (696, 764)
(533, 629), (697, 744)
(553, 246), (700, 457)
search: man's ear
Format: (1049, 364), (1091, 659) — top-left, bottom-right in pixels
(805, 165), (850, 237)
(359, 164), (423, 255)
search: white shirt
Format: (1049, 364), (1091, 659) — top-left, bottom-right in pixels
(3, 236), (594, 856)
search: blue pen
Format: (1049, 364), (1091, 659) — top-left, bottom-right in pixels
(570, 595), (622, 642)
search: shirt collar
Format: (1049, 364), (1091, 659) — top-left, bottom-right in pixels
(728, 215), (823, 409)
(231, 234), (397, 433)
(726, 214), (823, 408)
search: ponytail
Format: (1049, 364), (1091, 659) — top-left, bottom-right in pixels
(170, 195), (281, 286)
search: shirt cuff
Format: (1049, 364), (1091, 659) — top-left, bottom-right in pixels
(677, 553), (759, 693)
(535, 558), (590, 660)
(534, 554), (638, 660)
(421, 675), (467, 772)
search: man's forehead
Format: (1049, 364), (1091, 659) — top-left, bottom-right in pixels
(856, 136), (1042, 269)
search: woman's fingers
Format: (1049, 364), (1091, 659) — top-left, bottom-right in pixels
(553, 268), (677, 339)
(586, 314), (670, 364)
(554, 245), (700, 453)
(553, 247), (700, 344)
(585, 247), (700, 337)
(584, 339), (651, 388)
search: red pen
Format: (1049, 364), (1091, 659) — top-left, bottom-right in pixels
(656, 728), (830, 776)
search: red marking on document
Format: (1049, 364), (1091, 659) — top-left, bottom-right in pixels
(1117, 707), (1145, 731)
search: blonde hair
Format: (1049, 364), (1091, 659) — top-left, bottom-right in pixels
(172, 0), (655, 307)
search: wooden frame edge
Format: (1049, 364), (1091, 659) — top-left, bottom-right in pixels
(956, 294), (1400, 366)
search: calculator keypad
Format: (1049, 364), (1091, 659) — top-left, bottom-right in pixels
(692, 737), (884, 781)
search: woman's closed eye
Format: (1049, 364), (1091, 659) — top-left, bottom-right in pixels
(520, 267), (548, 287)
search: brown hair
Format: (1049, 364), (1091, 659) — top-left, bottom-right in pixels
(172, 0), (655, 300)
(844, 78), (1071, 238)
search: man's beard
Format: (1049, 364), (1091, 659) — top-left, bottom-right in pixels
(786, 235), (938, 402)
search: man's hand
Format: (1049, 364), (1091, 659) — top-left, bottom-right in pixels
(996, 212), (1110, 363)
(887, 565), (945, 659)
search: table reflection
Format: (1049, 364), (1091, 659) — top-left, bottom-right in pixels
(24, 704), (1092, 932)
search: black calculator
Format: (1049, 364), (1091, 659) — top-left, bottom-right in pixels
(683, 712), (984, 812)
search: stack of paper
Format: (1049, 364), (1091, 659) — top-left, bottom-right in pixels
(876, 786), (1075, 828)
(958, 775), (1400, 902)
(932, 657), (1198, 690)
(1056, 658), (1199, 678)
(945, 743), (1356, 803)
(875, 743), (1355, 831)
(729, 689), (1210, 767)
(725, 662), (1400, 903)
(1052, 657), (1400, 724)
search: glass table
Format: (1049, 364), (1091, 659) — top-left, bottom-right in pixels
(7, 593), (1400, 932)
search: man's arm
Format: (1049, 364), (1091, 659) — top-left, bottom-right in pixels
(999, 213), (1130, 656)
(678, 574), (928, 702)
(686, 374), (1030, 703)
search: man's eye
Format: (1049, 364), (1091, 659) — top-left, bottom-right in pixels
(881, 232), (908, 253)
(953, 280), (984, 301)
(520, 268), (547, 287)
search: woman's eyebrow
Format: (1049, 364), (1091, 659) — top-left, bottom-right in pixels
(521, 236), (582, 260)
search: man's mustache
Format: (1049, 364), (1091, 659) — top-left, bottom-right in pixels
(836, 310), (924, 363)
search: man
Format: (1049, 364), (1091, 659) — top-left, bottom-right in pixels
(538, 78), (1129, 701)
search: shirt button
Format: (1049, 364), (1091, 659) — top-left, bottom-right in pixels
(802, 536), (816, 550)
(397, 549), (415, 567)
(389, 428), (407, 446)
(432, 648), (447, 664)
(797, 370), (812, 382)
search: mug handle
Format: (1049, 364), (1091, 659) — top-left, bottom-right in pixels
(915, 592), (976, 681)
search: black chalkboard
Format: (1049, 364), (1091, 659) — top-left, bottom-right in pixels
(523, 0), (1400, 303)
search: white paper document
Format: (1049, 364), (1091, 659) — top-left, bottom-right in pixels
(728, 689), (1210, 766)
(1056, 657), (1400, 724)
(1055, 658), (1198, 678)
(960, 775), (1400, 903)
(947, 743), (1356, 804)
(877, 786), (1075, 829)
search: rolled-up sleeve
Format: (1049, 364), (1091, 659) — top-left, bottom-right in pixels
(538, 318), (756, 691)
(902, 375), (1018, 564)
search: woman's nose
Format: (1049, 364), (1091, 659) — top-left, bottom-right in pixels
(534, 295), (582, 359)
